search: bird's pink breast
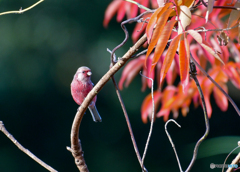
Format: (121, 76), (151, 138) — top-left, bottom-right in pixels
(71, 80), (96, 105)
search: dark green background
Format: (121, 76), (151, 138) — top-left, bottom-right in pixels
(0, 0), (240, 171)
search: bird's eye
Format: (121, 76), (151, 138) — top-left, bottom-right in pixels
(82, 71), (85, 73)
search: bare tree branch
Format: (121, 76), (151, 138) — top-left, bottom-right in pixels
(0, 0), (44, 16)
(70, 33), (147, 171)
(0, 121), (57, 172)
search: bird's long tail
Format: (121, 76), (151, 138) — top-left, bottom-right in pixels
(88, 105), (102, 122)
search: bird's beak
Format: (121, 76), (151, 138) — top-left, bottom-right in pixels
(87, 71), (92, 76)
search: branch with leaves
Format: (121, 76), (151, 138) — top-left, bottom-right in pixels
(101, 0), (240, 171)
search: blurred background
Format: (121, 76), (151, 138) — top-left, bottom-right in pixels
(0, 0), (240, 171)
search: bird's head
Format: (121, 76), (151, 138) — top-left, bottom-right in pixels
(75, 66), (92, 82)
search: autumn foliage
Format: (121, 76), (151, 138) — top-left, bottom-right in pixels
(104, 0), (240, 123)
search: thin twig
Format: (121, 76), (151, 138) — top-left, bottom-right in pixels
(200, 0), (240, 10)
(165, 119), (183, 172)
(110, 10), (153, 63)
(185, 56), (210, 172)
(189, 55), (240, 117)
(196, 23), (240, 33)
(139, 72), (154, 172)
(111, 76), (148, 172)
(70, 33), (147, 171)
(0, 0), (44, 16)
(107, 49), (147, 172)
(125, 0), (151, 11)
(0, 121), (57, 172)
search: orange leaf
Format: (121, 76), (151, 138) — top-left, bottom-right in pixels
(159, 34), (182, 87)
(151, 19), (177, 70)
(179, 34), (190, 93)
(177, 0), (194, 7)
(170, 0), (194, 16)
(145, 8), (174, 61)
(146, 3), (172, 43)
(213, 83), (228, 112)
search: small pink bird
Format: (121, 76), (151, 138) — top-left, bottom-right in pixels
(71, 66), (102, 122)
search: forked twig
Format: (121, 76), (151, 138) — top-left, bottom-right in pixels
(165, 119), (183, 172)
(0, 0), (44, 16)
(108, 49), (147, 172)
(139, 72), (154, 172)
(0, 121), (57, 172)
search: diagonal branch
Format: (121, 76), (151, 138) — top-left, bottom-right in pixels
(185, 56), (210, 172)
(111, 76), (147, 172)
(70, 33), (147, 172)
(0, 121), (57, 172)
(223, 141), (240, 172)
(200, 0), (240, 10)
(190, 55), (240, 117)
(226, 152), (240, 172)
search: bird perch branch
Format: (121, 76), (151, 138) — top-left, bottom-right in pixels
(69, 34), (147, 171)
